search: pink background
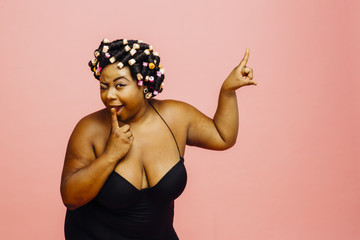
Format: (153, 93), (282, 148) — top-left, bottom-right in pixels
(1, 0), (359, 239)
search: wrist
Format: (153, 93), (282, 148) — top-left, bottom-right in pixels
(220, 85), (236, 96)
(101, 150), (120, 164)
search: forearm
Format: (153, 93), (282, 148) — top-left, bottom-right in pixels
(61, 152), (118, 210)
(213, 85), (239, 148)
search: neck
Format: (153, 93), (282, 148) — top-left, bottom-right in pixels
(121, 99), (153, 125)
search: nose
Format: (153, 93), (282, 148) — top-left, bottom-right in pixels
(106, 87), (117, 101)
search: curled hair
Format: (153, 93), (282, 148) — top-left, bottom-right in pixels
(88, 39), (165, 97)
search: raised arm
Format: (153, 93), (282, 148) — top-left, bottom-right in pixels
(186, 48), (256, 150)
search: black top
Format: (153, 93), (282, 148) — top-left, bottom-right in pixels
(65, 103), (187, 240)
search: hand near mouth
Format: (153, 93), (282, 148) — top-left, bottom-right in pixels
(104, 107), (134, 162)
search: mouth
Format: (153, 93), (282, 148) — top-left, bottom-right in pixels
(109, 105), (124, 114)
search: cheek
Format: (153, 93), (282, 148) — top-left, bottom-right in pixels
(127, 86), (144, 100)
(100, 91), (106, 103)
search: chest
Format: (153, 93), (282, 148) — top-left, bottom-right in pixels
(92, 115), (187, 189)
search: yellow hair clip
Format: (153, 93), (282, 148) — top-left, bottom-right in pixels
(148, 63), (155, 69)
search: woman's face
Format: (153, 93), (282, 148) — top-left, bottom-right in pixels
(99, 64), (145, 122)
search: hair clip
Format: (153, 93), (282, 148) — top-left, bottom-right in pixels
(148, 63), (155, 69)
(145, 76), (149, 81)
(153, 90), (159, 96)
(159, 68), (165, 74)
(160, 82), (165, 89)
(143, 62), (148, 67)
(103, 38), (110, 43)
(149, 45), (153, 51)
(130, 49), (136, 56)
(153, 52), (159, 56)
(138, 40), (143, 43)
(133, 43), (140, 49)
(137, 80), (143, 86)
(123, 39), (128, 45)
(105, 53), (111, 58)
(109, 57), (116, 63)
(144, 49), (150, 55)
(91, 58), (98, 66)
(159, 65), (163, 68)
(95, 67), (101, 76)
(156, 71), (162, 77)
(102, 45), (109, 53)
(93, 67), (97, 72)
(137, 73), (143, 80)
(124, 45), (131, 52)
(94, 51), (100, 57)
(145, 92), (152, 99)
(128, 59), (136, 65)
(149, 76), (154, 82)
(143, 87), (149, 93)
(117, 62), (124, 69)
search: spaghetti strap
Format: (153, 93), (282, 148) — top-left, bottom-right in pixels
(148, 101), (182, 159)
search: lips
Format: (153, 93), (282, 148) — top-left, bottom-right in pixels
(109, 105), (124, 114)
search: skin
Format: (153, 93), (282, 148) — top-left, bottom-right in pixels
(60, 49), (256, 210)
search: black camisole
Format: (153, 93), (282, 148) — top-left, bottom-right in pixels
(65, 103), (187, 240)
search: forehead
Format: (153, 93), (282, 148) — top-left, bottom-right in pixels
(99, 64), (133, 82)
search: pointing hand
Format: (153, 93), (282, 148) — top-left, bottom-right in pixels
(222, 48), (257, 92)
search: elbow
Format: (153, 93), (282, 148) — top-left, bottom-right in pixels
(60, 186), (84, 211)
(218, 136), (237, 150)
(61, 195), (83, 211)
(61, 192), (79, 210)
(213, 139), (236, 151)
(227, 139), (237, 149)
(63, 202), (78, 211)
(222, 139), (236, 150)
(222, 134), (238, 150)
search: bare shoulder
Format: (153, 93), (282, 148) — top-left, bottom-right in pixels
(151, 99), (197, 117)
(70, 108), (109, 141)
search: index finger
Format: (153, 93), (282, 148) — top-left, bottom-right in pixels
(239, 48), (250, 69)
(110, 108), (119, 129)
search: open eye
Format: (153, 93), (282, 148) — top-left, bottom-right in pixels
(116, 83), (126, 88)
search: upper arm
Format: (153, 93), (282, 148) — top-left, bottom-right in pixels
(170, 101), (229, 150)
(61, 116), (97, 188)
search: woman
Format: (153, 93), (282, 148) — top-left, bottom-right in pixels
(61, 38), (256, 240)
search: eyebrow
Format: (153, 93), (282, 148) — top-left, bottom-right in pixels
(100, 76), (130, 84)
(112, 76), (130, 82)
